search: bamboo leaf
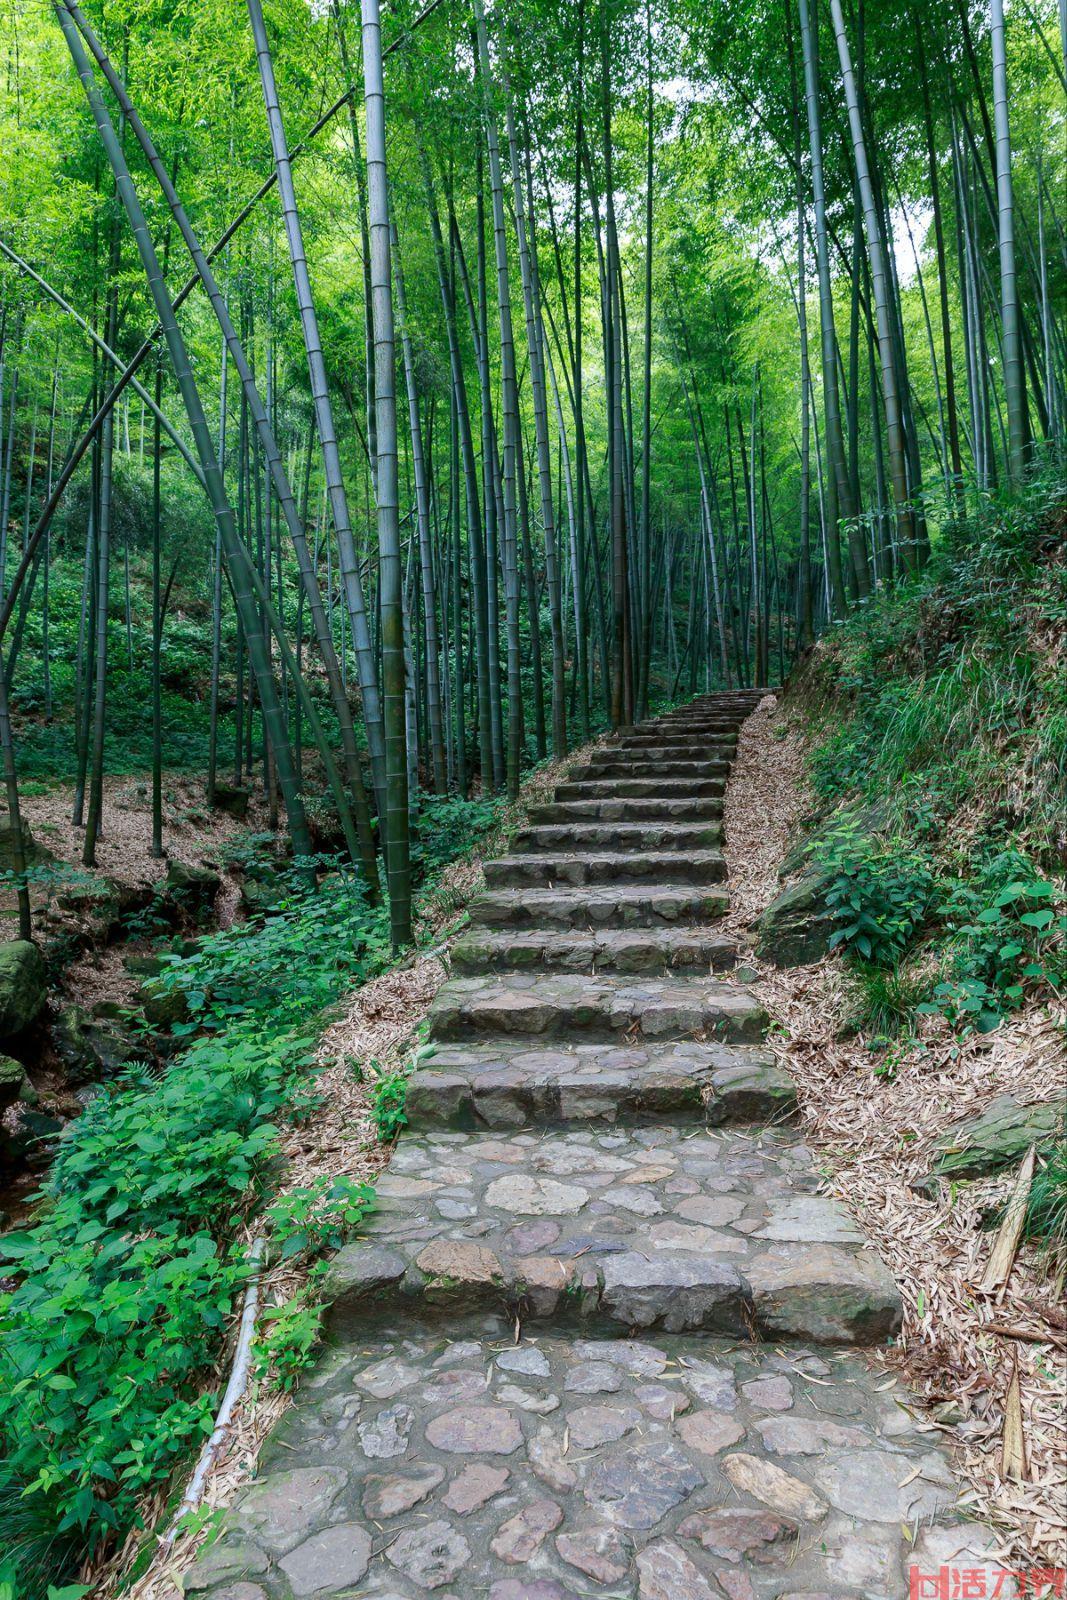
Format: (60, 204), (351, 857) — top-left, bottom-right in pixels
(999, 1354), (1029, 1483)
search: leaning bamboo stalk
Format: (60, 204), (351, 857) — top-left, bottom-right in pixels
(64, 0), (378, 890)
(829, 0), (916, 572)
(0, 240), (200, 484)
(56, 4), (313, 861)
(246, 0), (388, 824)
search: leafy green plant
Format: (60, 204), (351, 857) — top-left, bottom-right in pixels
(370, 1064), (409, 1143)
(254, 1268), (331, 1393)
(266, 1176), (375, 1263)
(150, 864), (391, 1038)
(922, 857), (1064, 1033)
(819, 819), (935, 967)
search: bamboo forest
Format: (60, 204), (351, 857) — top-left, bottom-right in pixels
(0, 0), (1064, 1593)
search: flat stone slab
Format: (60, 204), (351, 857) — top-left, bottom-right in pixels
(451, 927), (738, 977)
(915, 1093), (1066, 1194)
(513, 822), (724, 851)
(428, 973), (766, 1044)
(529, 798), (724, 823)
(555, 778), (727, 800)
(577, 758), (732, 778)
(407, 1038), (796, 1129)
(184, 1326), (967, 1600)
(471, 885), (730, 932)
(614, 736), (738, 751)
(325, 1126), (901, 1343)
(484, 850), (727, 888)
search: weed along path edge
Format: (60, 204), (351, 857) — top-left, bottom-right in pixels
(179, 694), (1003, 1600)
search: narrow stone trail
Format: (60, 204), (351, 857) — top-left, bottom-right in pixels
(187, 694), (979, 1600)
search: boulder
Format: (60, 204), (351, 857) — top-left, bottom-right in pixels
(210, 781), (250, 820)
(135, 979), (191, 1030)
(56, 879), (120, 917)
(3, 1108), (65, 1168)
(755, 869), (837, 967)
(0, 940), (48, 1037)
(0, 1053), (30, 1110)
(914, 1095), (1066, 1196)
(56, 877), (159, 942)
(54, 1004), (152, 1087)
(164, 859), (221, 922)
(0, 820), (53, 876)
(240, 869), (288, 918)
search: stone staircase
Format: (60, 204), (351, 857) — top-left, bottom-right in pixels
(185, 693), (983, 1600)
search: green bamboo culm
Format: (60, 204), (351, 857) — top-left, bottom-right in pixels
(362, 0), (412, 948)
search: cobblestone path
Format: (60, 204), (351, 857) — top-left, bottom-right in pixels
(187, 694), (989, 1599)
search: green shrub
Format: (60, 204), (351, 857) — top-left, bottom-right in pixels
(411, 794), (502, 882)
(266, 1176), (375, 1264)
(371, 1065), (409, 1143)
(922, 854), (1064, 1033)
(819, 818), (936, 967)
(150, 862), (392, 1038)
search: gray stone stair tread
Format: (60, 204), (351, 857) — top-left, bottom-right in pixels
(528, 797), (724, 822)
(407, 1036), (796, 1129)
(451, 925), (736, 976)
(513, 821), (723, 850)
(583, 756), (731, 772)
(471, 884), (730, 928)
(555, 778), (726, 798)
(428, 972), (766, 1043)
(184, 1325), (964, 1600)
(483, 850), (727, 887)
(324, 1125), (901, 1345)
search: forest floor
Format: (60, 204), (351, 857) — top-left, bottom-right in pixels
(91, 698), (1066, 1596)
(722, 696), (1066, 1566)
(1, 771), (265, 971)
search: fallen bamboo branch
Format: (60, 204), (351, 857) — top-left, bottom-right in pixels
(158, 1235), (266, 1553)
(984, 1321), (1067, 1349)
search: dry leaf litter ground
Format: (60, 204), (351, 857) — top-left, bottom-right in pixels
(722, 695), (1066, 1567)
(90, 742), (603, 1600)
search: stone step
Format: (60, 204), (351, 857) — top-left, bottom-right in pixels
(451, 925), (737, 977)
(407, 1036), (794, 1129)
(612, 737), (737, 754)
(427, 974), (766, 1044)
(633, 722), (743, 737)
(324, 1125), (903, 1345)
(512, 821), (723, 853)
(579, 757), (731, 780)
(483, 850), (727, 889)
(528, 797), (724, 823)
(470, 885), (730, 929)
(186, 1323), (964, 1600)
(555, 777), (726, 800)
